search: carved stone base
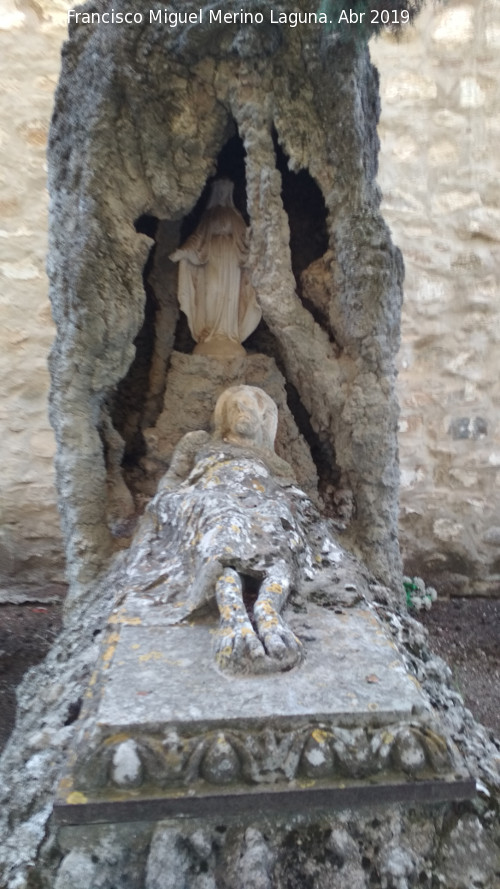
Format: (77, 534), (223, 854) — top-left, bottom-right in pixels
(54, 600), (473, 825)
(193, 337), (247, 359)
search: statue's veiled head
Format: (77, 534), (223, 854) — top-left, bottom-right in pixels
(213, 385), (278, 450)
(206, 177), (236, 209)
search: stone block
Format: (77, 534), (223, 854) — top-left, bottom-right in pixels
(431, 190), (480, 215)
(448, 416), (488, 440)
(432, 7), (474, 45)
(428, 141), (459, 167)
(54, 599), (472, 825)
(486, 24), (500, 46)
(384, 74), (437, 103)
(482, 526), (500, 545)
(457, 206), (500, 241)
(459, 77), (486, 109)
(432, 519), (465, 543)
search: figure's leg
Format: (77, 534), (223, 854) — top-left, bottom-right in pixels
(254, 561), (303, 668)
(214, 567), (266, 671)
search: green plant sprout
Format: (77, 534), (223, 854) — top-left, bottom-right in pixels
(403, 576), (437, 611)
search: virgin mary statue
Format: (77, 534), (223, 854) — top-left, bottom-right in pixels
(169, 179), (262, 359)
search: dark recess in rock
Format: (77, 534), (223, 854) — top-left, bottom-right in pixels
(273, 130), (329, 279)
(180, 130), (249, 240)
(111, 215), (159, 466)
(244, 319), (342, 507)
(285, 379), (342, 506)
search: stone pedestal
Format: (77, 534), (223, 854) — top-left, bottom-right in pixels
(54, 597), (473, 826)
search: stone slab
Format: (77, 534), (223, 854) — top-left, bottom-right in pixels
(98, 604), (425, 733)
(55, 600), (474, 825)
(53, 777), (476, 826)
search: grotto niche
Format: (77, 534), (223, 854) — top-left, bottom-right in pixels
(48, 1), (404, 604)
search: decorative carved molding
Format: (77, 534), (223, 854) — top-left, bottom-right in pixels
(74, 721), (456, 794)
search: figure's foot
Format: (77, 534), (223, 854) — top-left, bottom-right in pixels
(214, 567), (267, 672)
(214, 567), (303, 673)
(254, 603), (303, 670)
(214, 618), (267, 672)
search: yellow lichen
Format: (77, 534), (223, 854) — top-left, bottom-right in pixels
(138, 650), (164, 662)
(311, 728), (330, 745)
(58, 776), (73, 792)
(66, 791), (88, 805)
(103, 732), (131, 747)
(265, 582), (283, 594)
(87, 670), (98, 687)
(216, 646), (234, 664)
(408, 674), (422, 690)
(102, 631), (120, 666)
(108, 611), (142, 626)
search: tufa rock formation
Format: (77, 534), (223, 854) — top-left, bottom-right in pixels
(48, 0), (404, 603)
(0, 5), (499, 888)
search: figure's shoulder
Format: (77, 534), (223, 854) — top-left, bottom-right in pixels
(158, 430), (211, 491)
(171, 430), (211, 461)
(181, 430), (211, 449)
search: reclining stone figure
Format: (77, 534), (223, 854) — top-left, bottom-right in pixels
(116, 385), (352, 674)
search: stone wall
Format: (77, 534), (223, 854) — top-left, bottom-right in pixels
(2, 0), (500, 598)
(0, 0), (68, 587)
(371, 2), (500, 596)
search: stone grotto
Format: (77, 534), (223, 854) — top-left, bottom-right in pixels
(0, 2), (499, 887)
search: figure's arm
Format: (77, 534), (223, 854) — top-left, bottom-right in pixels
(264, 450), (297, 486)
(169, 223), (209, 266)
(157, 430), (210, 492)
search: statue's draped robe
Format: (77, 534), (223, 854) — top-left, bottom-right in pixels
(173, 206), (262, 346)
(116, 442), (332, 623)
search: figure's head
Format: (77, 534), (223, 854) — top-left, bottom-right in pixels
(213, 386), (278, 450)
(207, 178), (235, 209)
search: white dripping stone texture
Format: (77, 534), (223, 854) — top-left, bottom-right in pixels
(0, 0), (499, 596)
